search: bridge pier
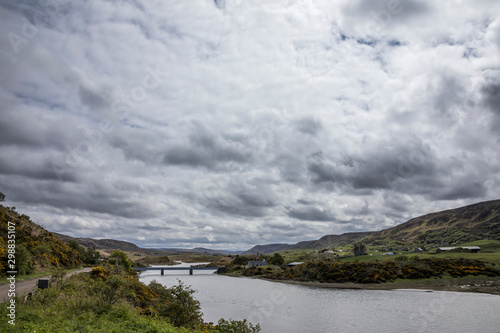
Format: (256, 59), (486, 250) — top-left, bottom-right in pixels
(134, 266), (219, 275)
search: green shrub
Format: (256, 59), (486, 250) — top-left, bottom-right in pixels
(149, 280), (203, 328)
(216, 318), (261, 333)
(269, 258), (500, 284)
(0, 264), (231, 333)
(418, 227), (481, 245)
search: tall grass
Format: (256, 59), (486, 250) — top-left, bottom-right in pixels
(0, 264), (259, 333)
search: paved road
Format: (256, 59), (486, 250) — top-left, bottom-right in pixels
(0, 268), (92, 302)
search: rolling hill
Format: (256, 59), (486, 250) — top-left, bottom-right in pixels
(0, 204), (81, 276)
(243, 244), (291, 255)
(244, 232), (375, 254)
(364, 199), (500, 243)
(53, 232), (142, 252)
(245, 199), (500, 253)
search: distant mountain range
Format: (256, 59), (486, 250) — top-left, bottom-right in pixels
(149, 247), (241, 255)
(53, 233), (142, 252)
(244, 199), (500, 254)
(53, 233), (242, 255)
(243, 232), (375, 254)
(53, 199), (500, 256)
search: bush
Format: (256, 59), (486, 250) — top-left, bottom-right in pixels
(269, 258), (500, 284)
(149, 280), (203, 327)
(108, 250), (133, 271)
(419, 228), (481, 245)
(269, 253), (284, 265)
(216, 318), (261, 333)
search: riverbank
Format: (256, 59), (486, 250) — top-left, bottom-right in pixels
(259, 275), (500, 295)
(0, 264), (260, 333)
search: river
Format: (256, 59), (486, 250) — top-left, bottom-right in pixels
(138, 262), (500, 333)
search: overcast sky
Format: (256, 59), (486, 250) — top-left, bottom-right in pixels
(1, 0), (500, 250)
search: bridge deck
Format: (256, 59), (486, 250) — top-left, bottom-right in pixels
(134, 266), (218, 271)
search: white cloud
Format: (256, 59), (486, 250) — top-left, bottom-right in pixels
(1, 0), (499, 250)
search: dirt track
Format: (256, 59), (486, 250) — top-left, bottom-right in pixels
(0, 268), (92, 302)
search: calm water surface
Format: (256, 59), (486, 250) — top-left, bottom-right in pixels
(139, 263), (500, 333)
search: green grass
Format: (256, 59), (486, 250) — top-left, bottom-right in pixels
(317, 240), (500, 266)
(0, 266), (85, 285)
(459, 240), (500, 249)
(1, 265), (259, 333)
(0, 269), (195, 333)
(0, 297), (194, 333)
(336, 251), (500, 266)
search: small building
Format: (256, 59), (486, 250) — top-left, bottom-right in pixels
(436, 246), (481, 253)
(287, 262), (304, 267)
(248, 260), (269, 267)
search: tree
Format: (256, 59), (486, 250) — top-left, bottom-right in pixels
(83, 247), (101, 265)
(0, 192), (5, 202)
(16, 244), (34, 275)
(352, 242), (367, 257)
(149, 280), (203, 327)
(216, 318), (261, 333)
(269, 252), (284, 265)
(232, 255), (249, 266)
(108, 250), (132, 270)
(68, 241), (100, 265)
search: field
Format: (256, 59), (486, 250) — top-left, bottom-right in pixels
(275, 240), (500, 266)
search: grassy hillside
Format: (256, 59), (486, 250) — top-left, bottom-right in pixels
(290, 231), (376, 250)
(0, 203), (81, 277)
(245, 200), (500, 254)
(245, 232), (376, 254)
(243, 244), (290, 255)
(363, 199), (500, 244)
(53, 232), (141, 252)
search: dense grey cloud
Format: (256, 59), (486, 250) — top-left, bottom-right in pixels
(163, 123), (252, 170)
(1, 0), (499, 250)
(294, 117), (323, 136)
(286, 206), (337, 222)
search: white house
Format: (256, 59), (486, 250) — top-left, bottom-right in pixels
(436, 246), (481, 253)
(287, 262), (304, 267)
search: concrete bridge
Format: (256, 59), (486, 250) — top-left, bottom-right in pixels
(134, 266), (225, 275)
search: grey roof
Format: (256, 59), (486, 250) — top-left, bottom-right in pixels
(438, 246), (481, 250)
(287, 262), (304, 266)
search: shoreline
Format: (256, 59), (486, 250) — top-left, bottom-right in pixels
(253, 276), (500, 296)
